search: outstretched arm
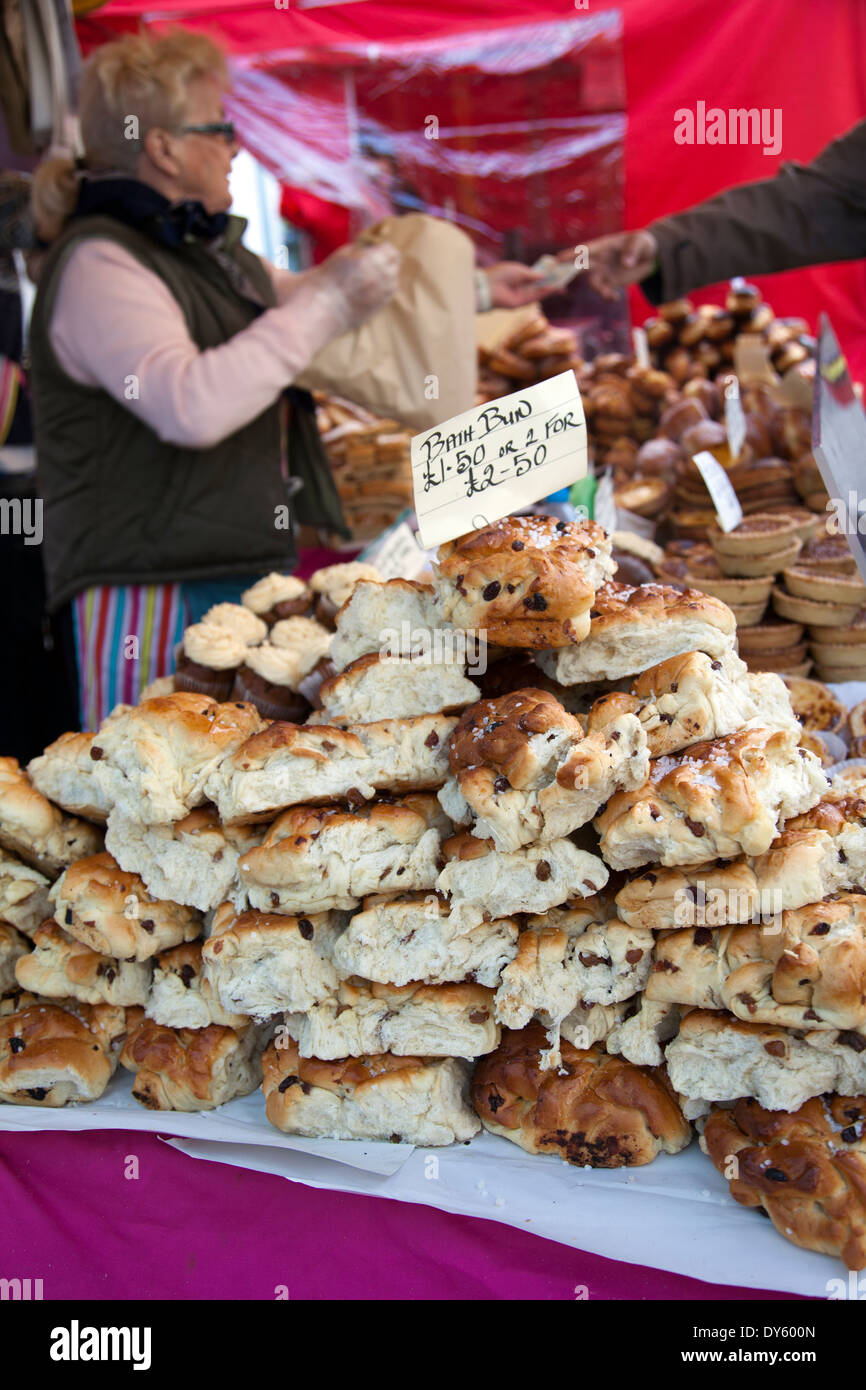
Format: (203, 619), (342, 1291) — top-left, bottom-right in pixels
(570, 120), (866, 302)
(645, 119), (866, 301)
(49, 239), (399, 449)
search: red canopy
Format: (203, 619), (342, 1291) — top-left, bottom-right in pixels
(77, 0), (866, 379)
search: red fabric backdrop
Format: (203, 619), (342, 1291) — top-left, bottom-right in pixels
(78, 0), (866, 377)
(236, 13), (627, 274)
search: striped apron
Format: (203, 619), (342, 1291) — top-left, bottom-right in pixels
(71, 574), (261, 729)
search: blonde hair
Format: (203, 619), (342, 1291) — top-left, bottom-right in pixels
(32, 29), (228, 242)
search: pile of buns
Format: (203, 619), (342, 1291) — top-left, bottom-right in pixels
(571, 353), (825, 541)
(644, 281), (815, 387)
(4, 517), (866, 1273)
(477, 311), (581, 403)
(518, 284), (824, 538)
(626, 374), (823, 538)
(472, 283), (821, 537)
(315, 393), (413, 540)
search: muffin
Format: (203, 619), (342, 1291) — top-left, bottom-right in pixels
(230, 644), (311, 722)
(269, 617), (334, 698)
(200, 603), (267, 647)
(308, 562), (382, 628)
(297, 656), (337, 710)
(241, 573), (314, 625)
(174, 623), (248, 700)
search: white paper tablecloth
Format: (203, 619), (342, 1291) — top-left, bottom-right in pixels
(0, 1068), (839, 1296)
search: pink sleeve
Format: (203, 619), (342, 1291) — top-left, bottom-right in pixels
(48, 240), (346, 450)
(262, 258), (310, 305)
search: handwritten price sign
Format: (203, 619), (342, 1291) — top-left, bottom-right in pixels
(411, 370), (587, 548)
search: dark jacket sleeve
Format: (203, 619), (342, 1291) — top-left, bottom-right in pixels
(642, 120), (866, 304)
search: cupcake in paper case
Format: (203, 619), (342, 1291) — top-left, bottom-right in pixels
(269, 616), (333, 676)
(174, 622), (248, 700)
(200, 602), (268, 648)
(241, 573), (314, 625)
(230, 643), (311, 722)
(308, 562), (382, 629)
(297, 655), (337, 710)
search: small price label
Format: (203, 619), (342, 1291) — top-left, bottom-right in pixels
(358, 511), (429, 580)
(724, 376), (747, 461)
(773, 365), (814, 411)
(733, 334), (777, 386)
(594, 470), (618, 533)
(632, 326), (650, 369)
(411, 370), (587, 549)
(373, 521), (427, 580)
(692, 450), (743, 533)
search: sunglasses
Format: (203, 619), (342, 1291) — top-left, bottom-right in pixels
(179, 121), (237, 143)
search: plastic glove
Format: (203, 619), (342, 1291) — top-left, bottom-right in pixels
(310, 241), (402, 333)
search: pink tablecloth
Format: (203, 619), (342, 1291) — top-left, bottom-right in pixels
(0, 1131), (805, 1300)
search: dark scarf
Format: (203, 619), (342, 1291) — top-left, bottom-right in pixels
(72, 174), (229, 250)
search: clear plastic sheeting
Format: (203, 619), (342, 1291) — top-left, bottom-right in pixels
(225, 66), (370, 214)
(229, 11), (625, 265)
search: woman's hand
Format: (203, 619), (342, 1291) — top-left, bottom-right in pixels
(314, 242), (402, 329)
(484, 261), (551, 308)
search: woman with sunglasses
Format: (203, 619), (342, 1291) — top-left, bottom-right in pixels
(26, 29), (402, 727)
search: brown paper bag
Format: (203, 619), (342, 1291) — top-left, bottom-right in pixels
(296, 213), (477, 431)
